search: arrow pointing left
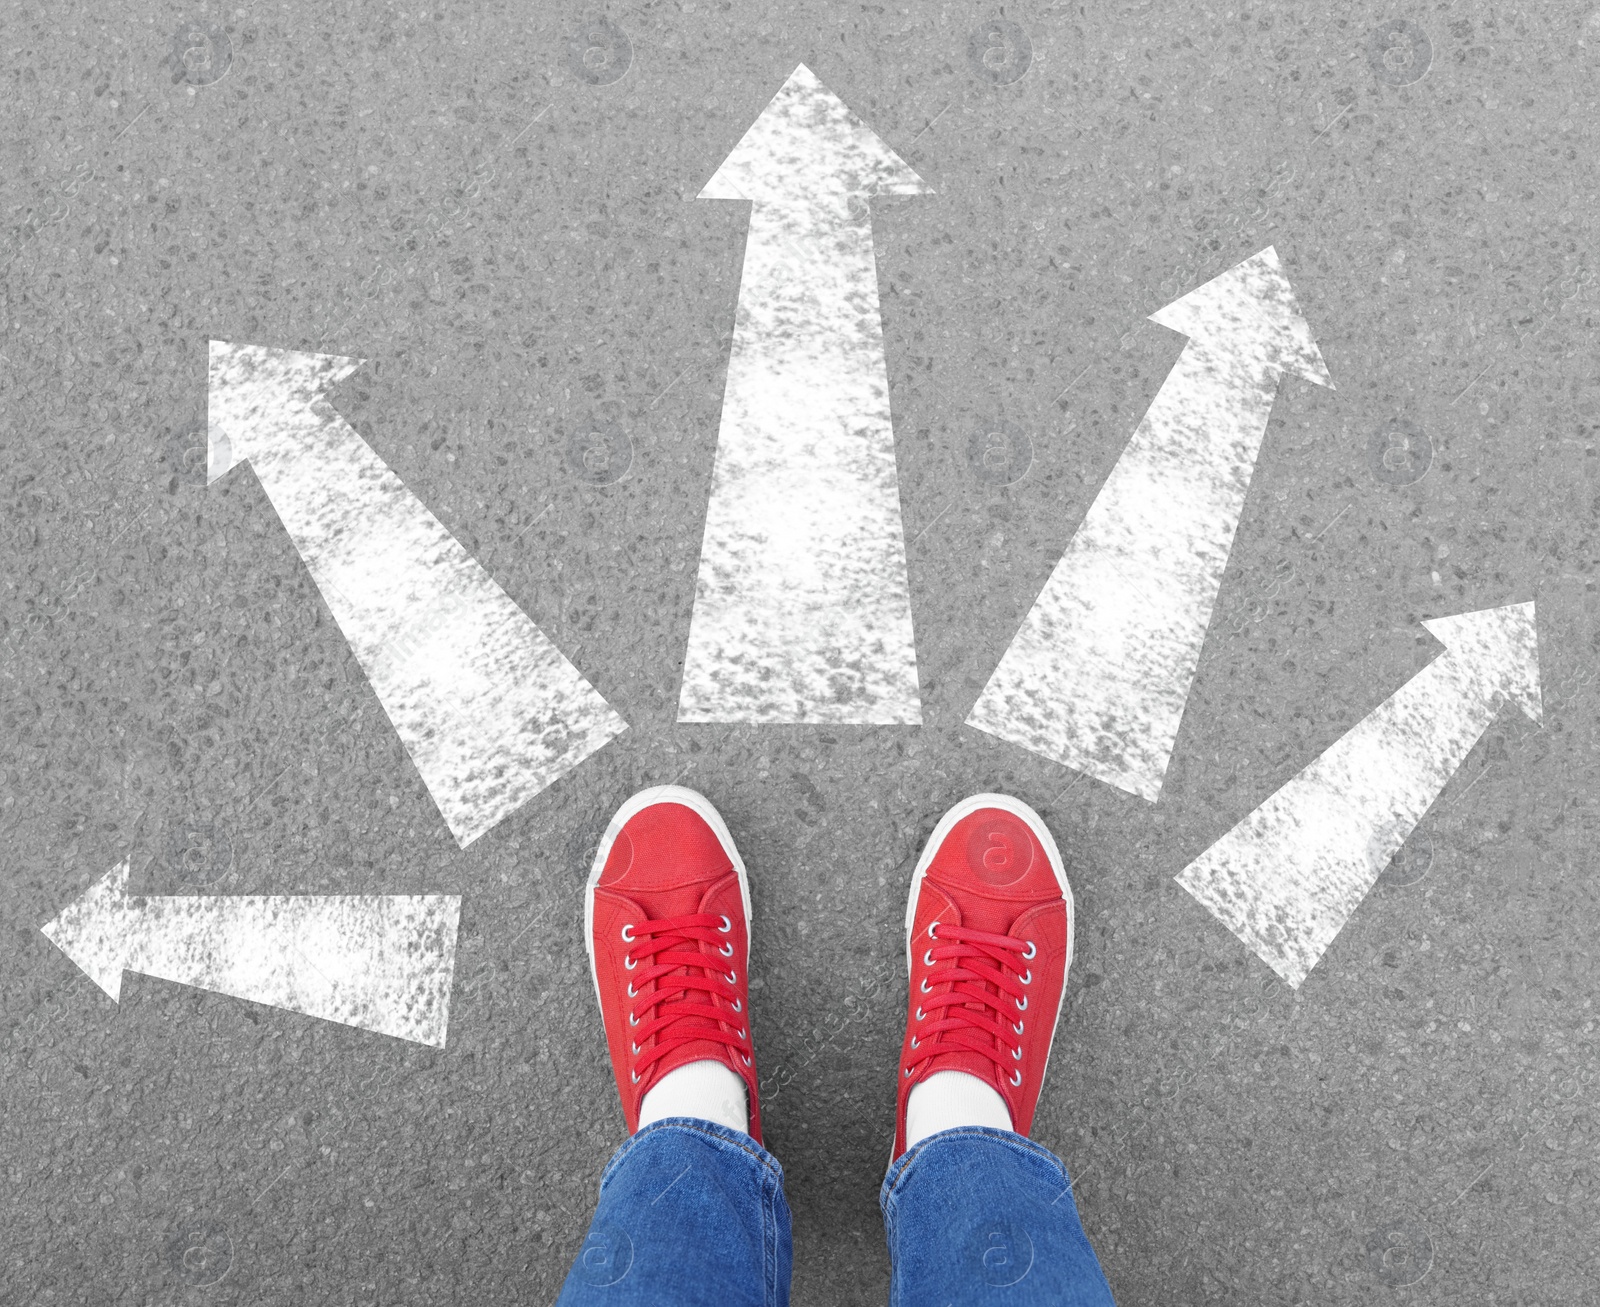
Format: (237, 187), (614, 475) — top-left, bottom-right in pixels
(40, 861), (462, 1045)
(209, 340), (628, 848)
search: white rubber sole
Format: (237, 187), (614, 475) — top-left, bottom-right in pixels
(901, 792), (1076, 1136)
(583, 784), (753, 1014)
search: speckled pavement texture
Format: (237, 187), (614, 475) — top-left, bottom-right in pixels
(3, 3), (1598, 1304)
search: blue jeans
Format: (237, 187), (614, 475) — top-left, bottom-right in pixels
(555, 1119), (1116, 1305)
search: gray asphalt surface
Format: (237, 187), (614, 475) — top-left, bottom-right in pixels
(3, 3), (1598, 1303)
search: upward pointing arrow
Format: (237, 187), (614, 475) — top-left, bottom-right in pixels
(678, 64), (928, 724)
(967, 246), (1333, 798)
(698, 63), (926, 205)
(41, 861), (461, 1045)
(1177, 602), (1541, 988)
(209, 341), (627, 847)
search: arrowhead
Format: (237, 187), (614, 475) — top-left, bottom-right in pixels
(39, 860), (135, 1001)
(1148, 246), (1332, 386)
(699, 63), (928, 205)
(1422, 601), (1542, 724)
(208, 339), (365, 483)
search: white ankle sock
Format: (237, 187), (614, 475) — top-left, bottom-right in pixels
(905, 1070), (1013, 1148)
(638, 1059), (749, 1135)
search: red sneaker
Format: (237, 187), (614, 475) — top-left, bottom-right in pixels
(585, 785), (762, 1142)
(894, 793), (1074, 1159)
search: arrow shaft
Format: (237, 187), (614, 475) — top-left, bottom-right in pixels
(680, 203), (919, 723)
(1177, 651), (1499, 987)
(1062, 343), (1280, 612)
(969, 341), (1280, 795)
(248, 410), (478, 633)
(126, 893), (461, 1045)
(253, 417), (621, 843)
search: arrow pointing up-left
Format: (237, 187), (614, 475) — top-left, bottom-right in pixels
(40, 861), (462, 1045)
(209, 341), (628, 847)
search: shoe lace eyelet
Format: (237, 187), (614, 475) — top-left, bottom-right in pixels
(920, 978), (933, 994)
(923, 948), (935, 967)
(631, 1070), (642, 1085)
(719, 941), (734, 958)
(1021, 940), (1036, 960)
(627, 983), (637, 998)
(1009, 1069), (1022, 1087)
(904, 1066), (914, 1078)
(724, 969), (737, 985)
(623, 954), (637, 971)
(732, 998), (742, 1013)
(1015, 994), (1027, 1011)
(741, 1054), (751, 1067)
(910, 1035), (920, 1050)
(1020, 968), (1032, 986)
(718, 914), (732, 933)
(915, 1006), (924, 1021)
(1013, 1019), (1024, 1035)
(737, 1028), (747, 1040)
(631, 1041), (641, 1055)
(927, 920), (939, 940)
(628, 1012), (639, 1027)
(620, 923), (635, 943)
(1011, 1044), (1023, 1061)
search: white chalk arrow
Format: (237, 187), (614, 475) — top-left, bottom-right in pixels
(1177, 602), (1541, 988)
(40, 861), (462, 1045)
(209, 340), (627, 847)
(678, 63), (927, 724)
(967, 246), (1333, 798)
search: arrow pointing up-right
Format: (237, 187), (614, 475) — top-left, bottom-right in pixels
(967, 246), (1334, 798)
(1178, 601), (1540, 988)
(1147, 245), (1331, 386)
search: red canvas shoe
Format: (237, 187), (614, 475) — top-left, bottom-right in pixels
(585, 785), (762, 1142)
(893, 793), (1074, 1159)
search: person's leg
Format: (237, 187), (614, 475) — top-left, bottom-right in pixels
(558, 1117), (791, 1306)
(881, 793), (1115, 1304)
(556, 786), (791, 1306)
(880, 1128), (1112, 1304)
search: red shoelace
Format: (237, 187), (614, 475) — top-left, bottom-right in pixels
(621, 911), (752, 1088)
(905, 922), (1036, 1090)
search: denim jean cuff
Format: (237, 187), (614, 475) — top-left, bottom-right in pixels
(880, 1126), (1067, 1203)
(598, 1117), (785, 1195)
